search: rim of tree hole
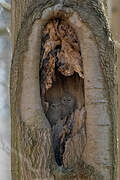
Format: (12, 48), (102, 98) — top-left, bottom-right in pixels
(10, 3), (117, 180)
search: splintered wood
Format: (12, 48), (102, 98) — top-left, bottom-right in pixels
(40, 19), (84, 93)
(40, 19), (86, 167)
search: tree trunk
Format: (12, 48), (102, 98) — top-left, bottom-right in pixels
(10, 0), (117, 180)
(111, 0), (120, 179)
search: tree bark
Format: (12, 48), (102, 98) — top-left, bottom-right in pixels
(11, 0), (117, 180)
(111, 0), (120, 179)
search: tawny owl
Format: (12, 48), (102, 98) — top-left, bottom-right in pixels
(61, 93), (76, 119)
(46, 99), (62, 127)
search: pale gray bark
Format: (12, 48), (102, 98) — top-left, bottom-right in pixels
(111, 0), (120, 179)
(0, 0), (11, 180)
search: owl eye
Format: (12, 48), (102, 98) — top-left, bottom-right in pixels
(62, 97), (66, 103)
(51, 104), (56, 108)
(67, 97), (72, 102)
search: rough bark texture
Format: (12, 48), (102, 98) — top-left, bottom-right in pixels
(111, 1), (120, 179)
(11, 0), (117, 180)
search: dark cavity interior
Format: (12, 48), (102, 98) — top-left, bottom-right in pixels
(40, 18), (86, 166)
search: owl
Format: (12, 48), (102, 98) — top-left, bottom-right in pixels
(46, 99), (62, 127)
(61, 93), (76, 119)
(45, 94), (77, 165)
